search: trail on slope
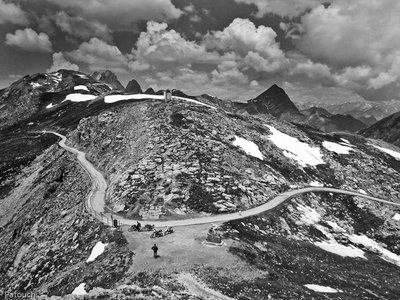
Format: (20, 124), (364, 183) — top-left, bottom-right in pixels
(43, 131), (400, 227)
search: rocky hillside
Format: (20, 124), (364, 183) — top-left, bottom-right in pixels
(360, 111), (400, 147)
(1, 70), (400, 298)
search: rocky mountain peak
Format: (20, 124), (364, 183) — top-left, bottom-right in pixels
(248, 84), (301, 117)
(91, 70), (124, 91)
(125, 79), (142, 93)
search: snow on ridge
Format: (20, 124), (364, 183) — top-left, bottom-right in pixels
(172, 96), (217, 109)
(74, 85), (89, 91)
(309, 181), (324, 187)
(72, 283), (87, 295)
(46, 103), (55, 109)
(86, 241), (108, 263)
(304, 284), (340, 293)
(340, 138), (350, 144)
(104, 94), (164, 103)
(370, 144), (400, 160)
(232, 136), (263, 160)
(265, 125), (324, 167)
(64, 93), (97, 102)
(322, 141), (353, 154)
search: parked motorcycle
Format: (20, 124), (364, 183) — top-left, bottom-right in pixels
(150, 229), (164, 238)
(164, 227), (174, 235)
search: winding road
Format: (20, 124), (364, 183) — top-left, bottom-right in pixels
(44, 131), (400, 227)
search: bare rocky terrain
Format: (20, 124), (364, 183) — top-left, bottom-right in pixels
(1, 70), (400, 299)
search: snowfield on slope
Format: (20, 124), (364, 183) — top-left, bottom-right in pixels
(265, 125), (325, 167)
(348, 234), (400, 266)
(86, 241), (108, 263)
(314, 241), (366, 258)
(322, 141), (353, 154)
(370, 144), (400, 160)
(304, 284), (341, 293)
(232, 136), (263, 160)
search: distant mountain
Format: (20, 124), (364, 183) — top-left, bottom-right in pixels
(234, 84), (301, 118)
(301, 107), (367, 133)
(125, 79), (142, 93)
(92, 70), (124, 91)
(144, 87), (156, 94)
(358, 115), (378, 126)
(360, 111), (400, 147)
(296, 100), (400, 121)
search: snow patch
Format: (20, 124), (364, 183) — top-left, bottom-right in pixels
(46, 103), (55, 109)
(370, 144), (400, 160)
(322, 141), (353, 154)
(232, 136), (263, 160)
(64, 93), (97, 102)
(348, 234), (400, 266)
(297, 204), (321, 225)
(76, 74), (88, 79)
(74, 85), (89, 91)
(358, 189), (367, 195)
(340, 138), (350, 144)
(72, 283), (87, 295)
(304, 284), (340, 293)
(314, 241), (366, 258)
(30, 82), (42, 88)
(393, 213), (400, 221)
(309, 181), (323, 187)
(49, 72), (62, 83)
(265, 125), (324, 167)
(86, 241), (108, 263)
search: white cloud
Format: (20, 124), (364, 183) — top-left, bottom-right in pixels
(5, 28), (52, 53)
(204, 18), (287, 73)
(55, 11), (112, 42)
(234, 0), (323, 18)
(130, 21), (219, 71)
(45, 0), (182, 31)
(68, 38), (128, 73)
(0, 0), (29, 25)
(47, 52), (79, 72)
(211, 61), (249, 86)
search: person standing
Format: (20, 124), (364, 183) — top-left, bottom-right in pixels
(151, 243), (158, 258)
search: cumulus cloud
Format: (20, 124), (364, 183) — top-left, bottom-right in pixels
(129, 21), (220, 71)
(55, 11), (112, 42)
(0, 0), (29, 25)
(68, 38), (128, 72)
(204, 18), (287, 73)
(68, 38), (128, 73)
(5, 28), (52, 53)
(234, 0), (323, 18)
(44, 0), (182, 31)
(47, 52), (79, 72)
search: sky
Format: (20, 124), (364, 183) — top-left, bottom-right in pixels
(1, 0), (400, 103)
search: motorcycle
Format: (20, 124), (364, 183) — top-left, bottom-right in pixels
(142, 224), (155, 232)
(150, 229), (164, 238)
(164, 227), (174, 235)
(128, 224), (140, 232)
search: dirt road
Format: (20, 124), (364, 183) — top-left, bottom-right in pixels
(45, 131), (400, 227)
